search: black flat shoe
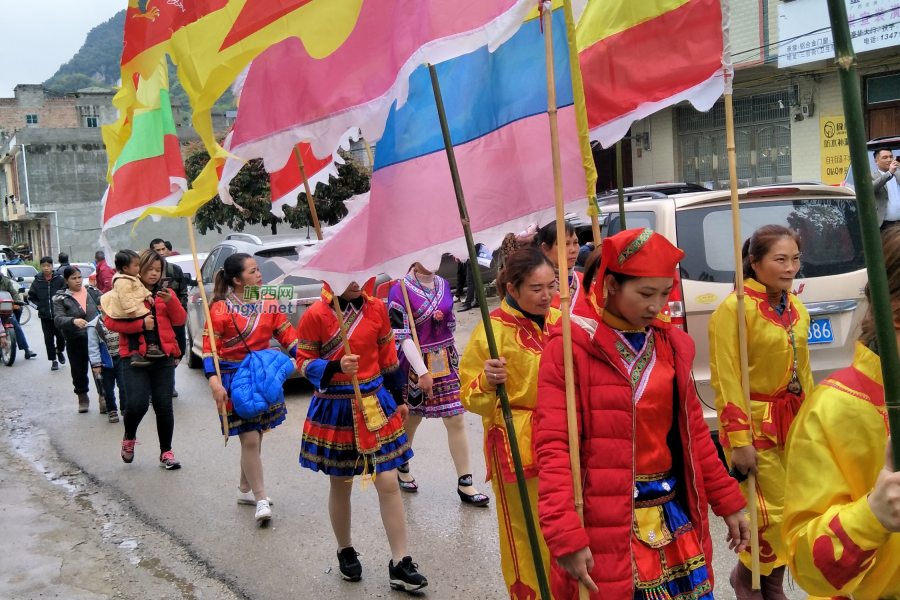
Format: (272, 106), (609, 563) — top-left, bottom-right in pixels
(397, 462), (418, 493)
(457, 474), (490, 507)
(458, 304), (473, 312)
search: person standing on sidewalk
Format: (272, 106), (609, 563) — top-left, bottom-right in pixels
(94, 250), (115, 294)
(150, 239), (187, 397)
(27, 257), (66, 369)
(52, 267), (102, 413)
(55, 252), (72, 278)
(105, 249), (185, 470)
(0, 269), (37, 359)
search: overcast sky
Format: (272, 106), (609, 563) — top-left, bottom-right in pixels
(0, 0), (124, 97)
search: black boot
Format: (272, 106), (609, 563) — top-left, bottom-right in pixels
(761, 566), (789, 600)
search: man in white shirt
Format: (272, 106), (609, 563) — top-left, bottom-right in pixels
(872, 148), (900, 231)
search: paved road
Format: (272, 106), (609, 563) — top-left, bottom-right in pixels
(1, 306), (807, 599)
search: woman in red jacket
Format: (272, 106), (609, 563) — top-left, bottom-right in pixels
(105, 249), (186, 470)
(535, 228), (750, 600)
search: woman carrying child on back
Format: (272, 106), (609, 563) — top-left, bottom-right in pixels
(101, 249), (165, 367)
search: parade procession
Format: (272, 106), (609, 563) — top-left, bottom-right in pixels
(3, 0), (900, 598)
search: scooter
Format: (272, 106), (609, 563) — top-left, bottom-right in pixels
(0, 291), (17, 366)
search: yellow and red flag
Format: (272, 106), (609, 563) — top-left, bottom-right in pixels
(576, 0), (729, 148)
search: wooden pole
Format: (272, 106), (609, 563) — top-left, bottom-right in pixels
(330, 293), (365, 407)
(725, 91), (760, 588)
(362, 138), (375, 171)
(186, 216), (228, 446)
(825, 0), (900, 464)
(428, 63), (552, 600)
(293, 144), (323, 241)
(543, 7), (589, 599)
(616, 140), (626, 230)
(400, 277), (421, 352)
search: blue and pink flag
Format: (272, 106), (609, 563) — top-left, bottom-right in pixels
(271, 5), (588, 292)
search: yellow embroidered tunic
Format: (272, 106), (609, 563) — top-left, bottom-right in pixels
(459, 299), (561, 483)
(783, 343), (899, 600)
(709, 277), (814, 451)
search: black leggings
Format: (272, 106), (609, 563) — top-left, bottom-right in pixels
(66, 336), (90, 395)
(121, 356), (175, 453)
(40, 318), (65, 360)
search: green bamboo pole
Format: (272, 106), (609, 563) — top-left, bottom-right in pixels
(428, 64), (552, 600)
(826, 0), (900, 466)
(616, 140), (626, 229)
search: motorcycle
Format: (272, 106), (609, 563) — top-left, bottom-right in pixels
(0, 291), (17, 366)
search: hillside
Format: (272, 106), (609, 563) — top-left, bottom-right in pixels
(42, 10), (234, 125)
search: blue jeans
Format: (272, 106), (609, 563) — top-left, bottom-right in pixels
(11, 309), (28, 350)
(100, 355), (125, 412)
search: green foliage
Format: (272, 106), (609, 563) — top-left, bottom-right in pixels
(45, 74), (105, 95)
(187, 144), (371, 236)
(44, 10), (125, 91)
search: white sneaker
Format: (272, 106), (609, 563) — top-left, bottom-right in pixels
(255, 500), (272, 524)
(237, 490), (273, 506)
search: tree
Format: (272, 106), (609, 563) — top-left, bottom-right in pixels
(187, 143), (371, 235)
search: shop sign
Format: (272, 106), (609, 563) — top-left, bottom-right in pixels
(820, 116), (850, 185)
(779, 0), (900, 68)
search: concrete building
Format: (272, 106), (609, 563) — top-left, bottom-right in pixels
(621, 0), (900, 191)
(0, 85), (245, 261)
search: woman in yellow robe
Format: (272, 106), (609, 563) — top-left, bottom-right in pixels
(709, 225), (813, 599)
(459, 247), (560, 600)
(782, 227), (900, 600)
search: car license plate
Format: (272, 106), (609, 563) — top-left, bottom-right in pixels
(808, 317), (834, 344)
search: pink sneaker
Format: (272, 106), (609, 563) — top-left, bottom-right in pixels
(121, 438), (139, 463)
(159, 450), (181, 470)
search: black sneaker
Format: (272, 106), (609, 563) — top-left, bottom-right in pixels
(337, 547), (362, 582)
(24, 349), (37, 359)
(51, 360), (59, 371)
(57, 351), (66, 365)
(389, 556), (427, 593)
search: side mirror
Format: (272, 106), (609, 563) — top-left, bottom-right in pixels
(188, 278), (198, 287)
(16, 277), (23, 282)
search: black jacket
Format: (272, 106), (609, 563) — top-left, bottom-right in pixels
(166, 262), (188, 308)
(52, 287), (102, 340)
(27, 272), (67, 320)
(56, 262), (72, 278)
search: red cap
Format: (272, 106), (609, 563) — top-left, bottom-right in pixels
(595, 228), (684, 280)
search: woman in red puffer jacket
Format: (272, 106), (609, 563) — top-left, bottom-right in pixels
(534, 228), (749, 600)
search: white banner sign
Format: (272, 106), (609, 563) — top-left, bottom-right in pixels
(778, 0), (900, 68)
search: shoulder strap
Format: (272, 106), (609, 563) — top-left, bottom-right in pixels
(229, 312), (253, 354)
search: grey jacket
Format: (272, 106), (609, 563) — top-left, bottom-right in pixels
(872, 169), (900, 225)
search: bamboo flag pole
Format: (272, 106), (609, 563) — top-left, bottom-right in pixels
(560, 0), (601, 247)
(400, 278), (421, 352)
(186, 216), (229, 446)
(826, 0), (900, 464)
(293, 144), (323, 241)
(362, 138), (375, 172)
(427, 63), (552, 600)
(616, 140), (626, 230)
(331, 293), (365, 407)
(724, 90), (761, 589)
(543, 6), (589, 600)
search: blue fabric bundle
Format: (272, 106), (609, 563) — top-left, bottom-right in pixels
(230, 349), (295, 419)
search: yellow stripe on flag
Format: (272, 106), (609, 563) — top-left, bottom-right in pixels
(576, 0), (692, 52)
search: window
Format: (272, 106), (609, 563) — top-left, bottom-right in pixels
(867, 73), (900, 104)
(255, 247), (320, 286)
(675, 198), (865, 282)
(199, 248), (220, 284)
(25, 114), (38, 125)
(85, 117), (98, 128)
(606, 211), (656, 237)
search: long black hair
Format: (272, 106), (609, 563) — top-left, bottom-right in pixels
(212, 253), (252, 303)
(496, 246), (554, 296)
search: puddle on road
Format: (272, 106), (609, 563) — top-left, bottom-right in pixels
(138, 557), (197, 599)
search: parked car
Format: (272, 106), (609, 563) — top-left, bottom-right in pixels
(184, 234), (389, 376)
(843, 135), (900, 187)
(1, 264), (37, 290)
(165, 252), (207, 280)
(55, 263), (96, 280)
(595, 184), (866, 441)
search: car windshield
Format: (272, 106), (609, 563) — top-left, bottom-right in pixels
(676, 198), (865, 281)
(255, 248), (320, 287)
(7, 266), (36, 278)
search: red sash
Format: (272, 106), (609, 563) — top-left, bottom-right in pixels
(750, 390), (804, 450)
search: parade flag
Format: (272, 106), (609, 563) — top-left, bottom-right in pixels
(576, 0), (729, 147)
(268, 4), (588, 293)
(204, 0), (537, 222)
(99, 58), (186, 251)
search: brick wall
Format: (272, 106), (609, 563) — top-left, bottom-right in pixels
(0, 98), (79, 132)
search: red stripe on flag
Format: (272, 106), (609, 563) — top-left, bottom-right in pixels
(269, 143), (333, 202)
(581, 0), (723, 130)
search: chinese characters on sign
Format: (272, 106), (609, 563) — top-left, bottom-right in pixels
(778, 0), (900, 68)
(243, 286), (295, 301)
(820, 116), (850, 185)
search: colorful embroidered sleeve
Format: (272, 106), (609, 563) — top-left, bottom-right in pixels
(458, 320), (498, 418)
(374, 300), (399, 377)
(783, 387), (893, 598)
(295, 305), (326, 380)
(708, 297), (752, 448)
(387, 282), (412, 343)
(271, 309), (299, 358)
